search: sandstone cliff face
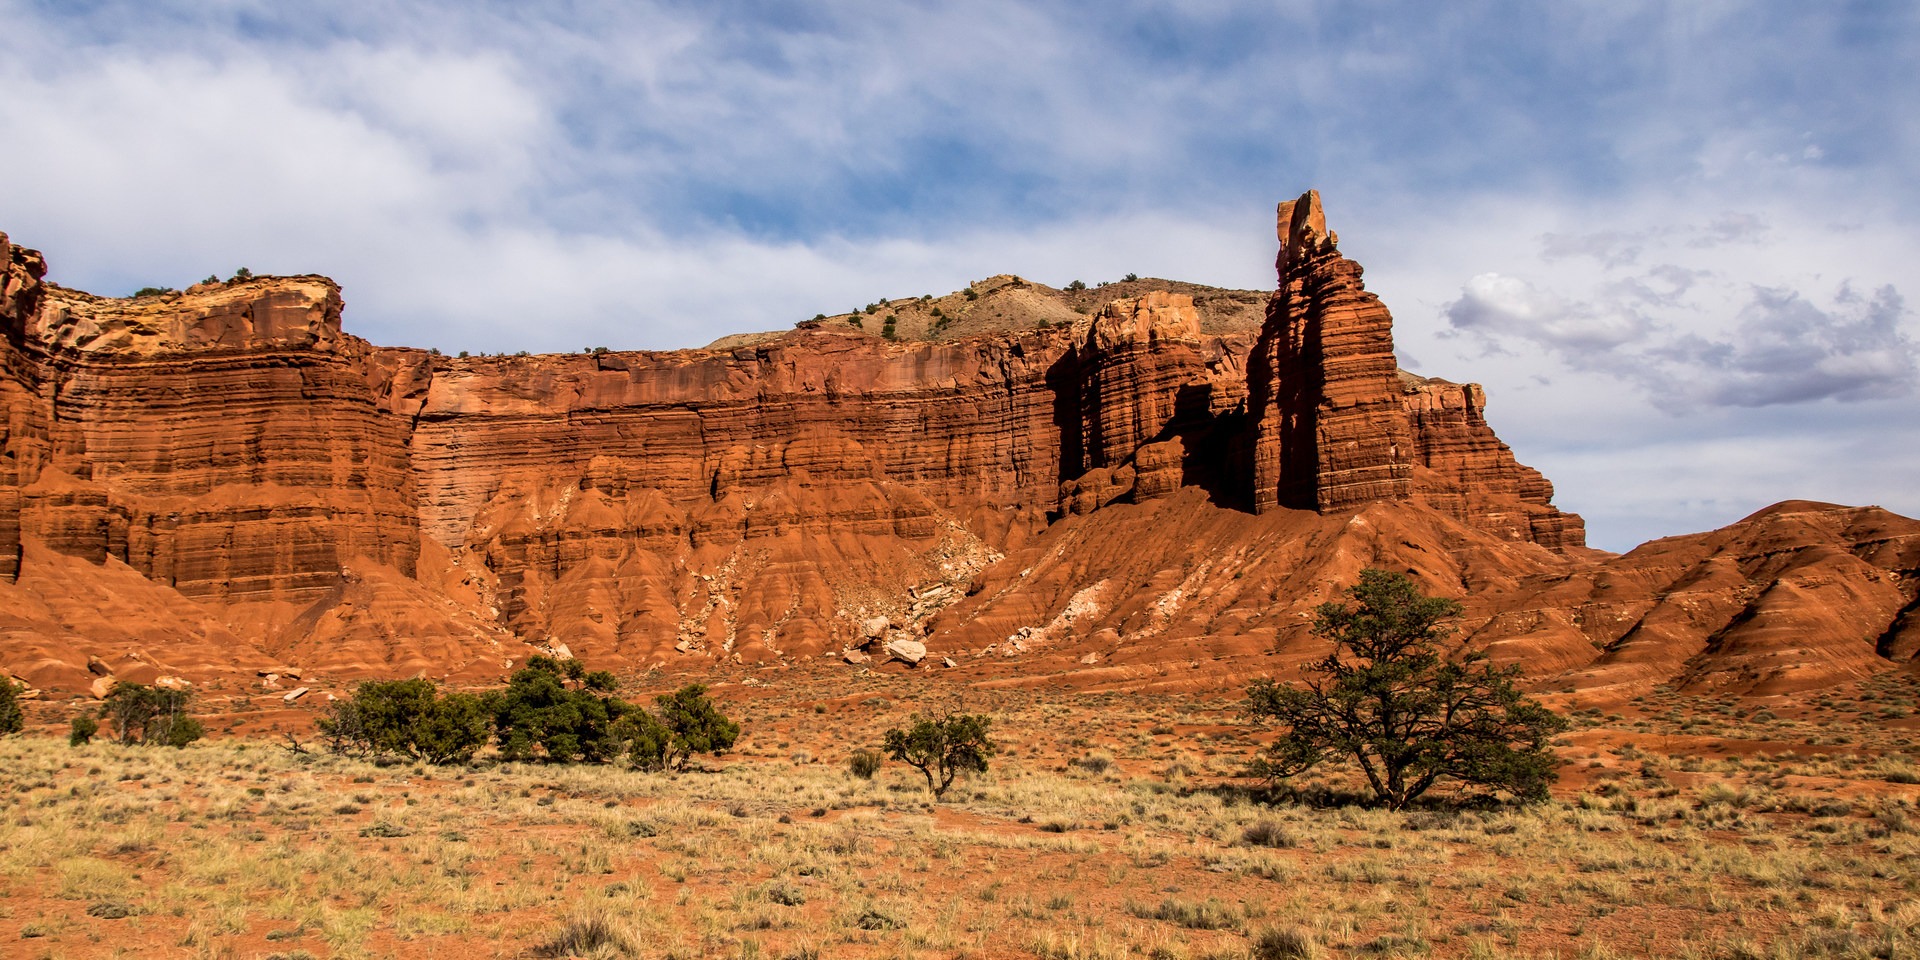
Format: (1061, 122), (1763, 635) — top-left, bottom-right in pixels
(21, 281), (418, 605)
(1401, 373), (1586, 551)
(1241, 193), (1584, 550)
(398, 331), (1084, 666)
(2, 233), (53, 585)
(1251, 190), (1414, 514)
(1060, 292), (1249, 514)
(14, 194), (1912, 701)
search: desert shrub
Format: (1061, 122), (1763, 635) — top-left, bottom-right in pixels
(1241, 820), (1300, 849)
(1066, 279), (1087, 291)
(69, 715), (98, 746)
(1251, 925), (1320, 960)
(413, 691), (494, 764)
(230, 267), (252, 281)
(494, 656), (632, 763)
(883, 712), (995, 800)
(1127, 897), (1240, 931)
(0, 676), (23, 735)
(848, 748), (883, 779)
(1246, 569), (1566, 809)
(318, 679), (492, 764)
(612, 709), (674, 771)
(100, 682), (203, 747)
(531, 910), (636, 958)
(1071, 751), (1114, 774)
(130, 286), (177, 298)
(654, 683), (740, 770)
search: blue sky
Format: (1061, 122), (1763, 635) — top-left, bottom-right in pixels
(2, 0), (1916, 550)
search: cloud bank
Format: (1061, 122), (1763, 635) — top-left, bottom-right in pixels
(2, 0), (1917, 549)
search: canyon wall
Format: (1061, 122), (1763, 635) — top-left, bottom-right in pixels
(7, 194), (1911, 699)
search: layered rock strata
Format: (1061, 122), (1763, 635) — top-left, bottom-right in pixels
(1251, 190), (1414, 513)
(38, 192), (1872, 699)
(1243, 192), (1582, 550)
(17, 280), (419, 604)
(1401, 373), (1586, 551)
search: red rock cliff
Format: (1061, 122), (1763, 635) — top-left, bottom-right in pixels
(0, 195), (1626, 694)
(1250, 190), (1415, 513)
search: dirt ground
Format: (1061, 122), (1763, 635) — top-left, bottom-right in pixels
(3, 664), (1918, 959)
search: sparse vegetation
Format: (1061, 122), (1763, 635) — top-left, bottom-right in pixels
(68, 714), (97, 746)
(883, 711), (995, 799)
(1246, 569), (1566, 809)
(130, 285), (178, 298)
(99, 681), (203, 747)
(0, 676), (23, 734)
(0, 671), (1916, 958)
(848, 747), (883, 779)
(319, 678), (492, 764)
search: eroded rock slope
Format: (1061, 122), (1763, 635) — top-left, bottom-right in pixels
(1, 194), (1912, 699)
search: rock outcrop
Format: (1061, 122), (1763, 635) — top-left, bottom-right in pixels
(17, 279), (419, 606)
(1401, 373), (1586, 551)
(1250, 190), (1413, 514)
(8, 193), (1911, 700)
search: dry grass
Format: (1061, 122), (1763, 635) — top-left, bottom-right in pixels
(1, 671), (1917, 958)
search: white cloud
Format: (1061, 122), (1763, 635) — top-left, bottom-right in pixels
(2, 0), (1918, 552)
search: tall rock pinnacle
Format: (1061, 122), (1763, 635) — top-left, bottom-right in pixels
(1250, 190), (1415, 513)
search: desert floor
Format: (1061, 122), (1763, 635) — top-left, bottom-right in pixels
(4, 666), (1919, 959)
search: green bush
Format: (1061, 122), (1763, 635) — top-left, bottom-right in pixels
(69, 715), (98, 747)
(100, 683), (202, 748)
(0, 677), (23, 735)
(883, 712), (994, 799)
(318, 679), (493, 764)
(613, 709), (674, 771)
(654, 683), (740, 770)
(317, 659), (745, 770)
(493, 656), (631, 763)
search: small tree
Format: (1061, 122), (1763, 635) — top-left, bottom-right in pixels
(100, 682), (203, 748)
(654, 684), (739, 770)
(1246, 569), (1565, 809)
(612, 709), (675, 771)
(883, 712), (995, 800)
(0, 677), (25, 735)
(69, 715), (98, 746)
(493, 656), (630, 763)
(319, 679), (492, 765)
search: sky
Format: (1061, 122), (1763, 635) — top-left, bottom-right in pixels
(1, 0), (1915, 551)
